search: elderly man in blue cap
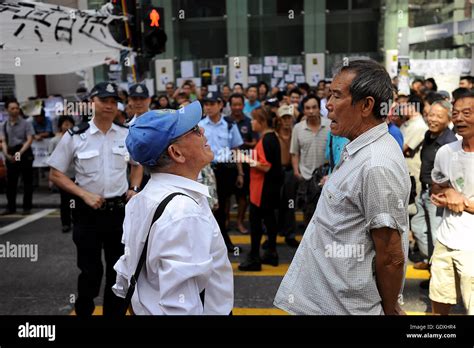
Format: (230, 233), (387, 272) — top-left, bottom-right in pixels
(112, 101), (234, 315)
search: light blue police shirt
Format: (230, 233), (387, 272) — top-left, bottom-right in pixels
(198, 115), (243, 163)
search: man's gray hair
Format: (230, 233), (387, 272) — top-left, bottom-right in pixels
(430, 99), (452, 118)
(146, 147), (173, 173)
(333, 58), (393, 119)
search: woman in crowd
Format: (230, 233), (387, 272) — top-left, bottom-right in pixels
(238, 107), (282, 271)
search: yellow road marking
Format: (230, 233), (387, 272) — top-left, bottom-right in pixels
(70, 306), (434, 316)
(406, 265), (430, 280)
(232, 263), (430, 280)
(230, 235), (302, 245)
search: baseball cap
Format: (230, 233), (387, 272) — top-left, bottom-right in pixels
(438, 90), (450, 99)
(126, 100), (203, 166)
(202, 91), (222, 103)
(277, 105), (295, 118)
(89, 82), (120, 100)
(129, 83), (150, 98)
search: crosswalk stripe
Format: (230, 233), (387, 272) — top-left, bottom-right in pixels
(0, 209), (57, 235)
(232, 263), (430, 280)
(70, 306), (433, 316)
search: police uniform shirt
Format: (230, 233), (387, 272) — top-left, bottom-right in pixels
(198, 115), (243, 163)
(47, 120), (130, 198)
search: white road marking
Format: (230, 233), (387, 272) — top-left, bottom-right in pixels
(0, 209), (57, 236)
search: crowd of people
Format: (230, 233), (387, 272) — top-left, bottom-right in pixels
(1, 65), (472, 315)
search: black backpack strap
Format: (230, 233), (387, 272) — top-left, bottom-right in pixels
(328, 134), (335, 171)
(223, 116), (234, 132)
(123, 192), (198, 315)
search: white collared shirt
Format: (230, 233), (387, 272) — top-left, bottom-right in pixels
(47, 119), (130, 198)
(113, 173), (234, 315)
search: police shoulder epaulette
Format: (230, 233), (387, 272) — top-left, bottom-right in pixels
(67, 123), (90, 136)
(113, 120), (129, 129)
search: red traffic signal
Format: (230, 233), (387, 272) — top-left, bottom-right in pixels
(149, 8), (160, 27)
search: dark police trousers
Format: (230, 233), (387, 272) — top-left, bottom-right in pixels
(5, 147), (34, 212)
(212, 163), (238, 248)
(71, 195), (126, 316)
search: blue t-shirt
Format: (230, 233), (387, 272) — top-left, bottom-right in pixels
(32, 117), (53, 135)
(388, 122), (404, 150)
(325, 131), (349, 173)
(243, 100), (261, 118)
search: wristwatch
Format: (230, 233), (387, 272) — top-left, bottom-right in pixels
(129, 186), (140, 193)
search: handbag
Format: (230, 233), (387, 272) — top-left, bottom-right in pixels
(306, 135), (334, 202)
(121, 192), (198, 315)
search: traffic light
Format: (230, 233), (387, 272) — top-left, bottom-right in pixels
(142, 6), (167, 56)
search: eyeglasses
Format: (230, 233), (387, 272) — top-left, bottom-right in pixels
(170, 125), (202, 144)
(183, 125), (202, 137)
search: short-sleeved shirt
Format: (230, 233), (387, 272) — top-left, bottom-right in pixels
(47, 120), (131, 198)
(0, 117), (35, 148)
(388, 122), (404, 150)
(400, 115), (428, 176)
(420, 128), (457, 185)
(250, 132), (281, 208)
(32, 117), (53, 136)
(400, 115), (428, 151)
(274, 122), (411, 315)
(198, 115), (243, 163)
(231, 116), (257, 150)
(243, 100), (261, 118)
(290, 118), (330, 180)
(431, 140), (474, 251)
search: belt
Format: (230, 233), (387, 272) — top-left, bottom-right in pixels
(99, 194), (126, 210)
(75, 194), (126, 211)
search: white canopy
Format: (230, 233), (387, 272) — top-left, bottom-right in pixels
(0, 1), (129, 75)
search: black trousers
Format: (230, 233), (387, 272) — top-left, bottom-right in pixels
(213, 164), (238, 248)
(249, 203), (278, 257)
(278, 167), (297, 239)
(5, 158), (33, 212)
(296, 178), (319, 228)
(59, 187), (72, 227)
(71, 201), (125, 316)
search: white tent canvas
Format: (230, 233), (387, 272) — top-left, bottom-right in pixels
(0, 1), (129, 75)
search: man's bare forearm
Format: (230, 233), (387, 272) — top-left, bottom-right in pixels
(49, 168), (88, 200)
(129, 164), (143, 188)
(371, 227), (405, 315)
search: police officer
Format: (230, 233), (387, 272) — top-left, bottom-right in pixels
(126, 83), (150, 188)
(198, 92), (244, 253)
(48, 82), (143, 316)
(126, 83), (151, 126)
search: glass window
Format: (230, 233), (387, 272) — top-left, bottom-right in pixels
(326, 0), (380, 53)
(248, 0), (303, 56)
(327, 0), (349, 11)
(409, 0), (455, 27)
(174, 0), (226, 18)
(174, 19), (227, 59)
(249, 0), (303, 16)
